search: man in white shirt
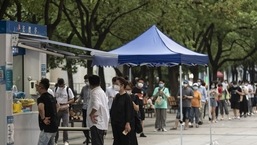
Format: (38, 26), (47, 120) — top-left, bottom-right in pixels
(54, 78), (75, 145)
(87, 75), (109, 145)
(106, 77), (118, 110)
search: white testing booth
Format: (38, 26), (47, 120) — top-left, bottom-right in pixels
(0, 20), (116, 145)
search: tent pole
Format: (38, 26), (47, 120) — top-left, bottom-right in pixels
(179, 65), (183, 145)
(207, 66), (213, 145)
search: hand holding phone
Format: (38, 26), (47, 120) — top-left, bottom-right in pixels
(122, 130), (128, 135)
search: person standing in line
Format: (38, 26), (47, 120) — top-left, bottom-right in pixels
(219, 83), (231, 120)
(79, 75), (91, 144)
(87, 75), (109, 145)
(125, 82), (139, 145)
(54, 78), (75, 145)
(111, 77), (135, 145)
(197, 79), (207, 125)
(106, 77), (118, 111)
(246, 81), (254, 116)
(228, 81), (242, 119)
(37, 78), (59, 145)
(152, 80), (170, 132)
(239, 81), (249, 118)
(209, 82), (218, 123)
(171, 80), (193, 130)
(190, 83), (201, 128)
(132, 78), (147, 137)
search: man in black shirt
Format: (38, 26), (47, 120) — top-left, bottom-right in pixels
(37, 78), (59, 145)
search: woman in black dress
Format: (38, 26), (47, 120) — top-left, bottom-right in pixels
(110, 77), (135, 145)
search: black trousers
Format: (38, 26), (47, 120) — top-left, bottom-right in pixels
(90, 126), (105, 145)
(82, 109), (90, 141)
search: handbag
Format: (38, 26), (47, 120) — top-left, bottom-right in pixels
(135, 112), (142, 133)
(156, 96), (164, 105)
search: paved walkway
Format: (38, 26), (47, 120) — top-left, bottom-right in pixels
(57, 111), (257, 145)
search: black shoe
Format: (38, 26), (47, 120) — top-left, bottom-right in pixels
(140, 133), (147, 137)
(83, 139), (91, 144)
(198, 121), (203, 125)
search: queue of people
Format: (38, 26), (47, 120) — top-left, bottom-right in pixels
(36, 75), (257, 145)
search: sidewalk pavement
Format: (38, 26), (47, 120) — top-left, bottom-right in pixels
(58, 110), (257, 145)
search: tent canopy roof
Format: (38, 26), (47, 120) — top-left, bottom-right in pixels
(92, 25), (208, 67)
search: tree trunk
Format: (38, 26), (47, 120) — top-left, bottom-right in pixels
(114, 68), (123, 76)
(189, 65), (199, 82)
(123, 65), (129, 78)
(212, 66), (218, 82)
(147, 68), (154, 96)
(87, 60), (93, 75)
(99, 67), (106, 91)
(249, 62), (255, 82)
(157, 67), (162, 81)
(66, 59), (74, 92)
(243, 65), (247, 81)
(168, 66), (179, 96)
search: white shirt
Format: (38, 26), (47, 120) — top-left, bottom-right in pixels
(247, 85), (254, 98)
(54, 86), (75, 104)
(87, 86), (109, 130)
(105, 86), (118, 109)
(47, 88), (55, 97)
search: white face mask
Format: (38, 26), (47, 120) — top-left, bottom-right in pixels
(126, 90), (132, 94)
(85, 81), (89, 86)
(113, 85), (120, 91)
(183, 84), (188, 87)
(137, 82), (144, 88)
(193, 86), (198, 90)
(211, 85), (215, 89)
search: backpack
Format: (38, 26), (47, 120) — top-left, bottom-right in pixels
(55, 86), (70, 101)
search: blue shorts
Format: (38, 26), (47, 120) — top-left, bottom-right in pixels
(176, 107), (191, 120)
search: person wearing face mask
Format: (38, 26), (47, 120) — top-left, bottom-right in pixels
(110, 77), (134, 145)
(196, 79), (207, 125)
(125, 82), (139, 145)
(171, 80), (193, 130)
(228, 81), (242, 119)
(79, 75), (91, 144)
(106, 77), (118, 112)
(152, 80), (170, 132)
(132, 78), (147, 137)
(190, 83), (201, 128)
(54, 78), (75, 145)
(209, 82), (218, 123)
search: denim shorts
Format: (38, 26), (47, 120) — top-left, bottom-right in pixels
(38, 130), (56, 145)
(176, 107), (191, 120)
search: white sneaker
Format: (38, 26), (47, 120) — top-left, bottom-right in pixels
(64, 142), (69, 145)
(154, 128), (158, 132)
(162, 128), (167, 132)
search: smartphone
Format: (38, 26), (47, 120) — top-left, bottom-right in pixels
(122, 130), (128, 135)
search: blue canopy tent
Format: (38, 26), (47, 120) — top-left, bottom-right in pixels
(92, 25), (212, 145)
(92, 25), (208, 66)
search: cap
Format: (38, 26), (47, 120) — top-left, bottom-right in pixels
(183, 80), (189, 84)
(193, 83), (198, 87)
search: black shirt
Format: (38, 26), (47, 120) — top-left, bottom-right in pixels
(228, 86), (242, 102)
(110, 93), (134, 127)
(37, 92), (58, 133)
